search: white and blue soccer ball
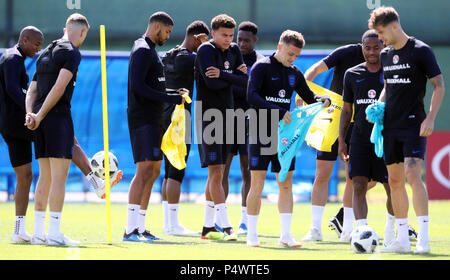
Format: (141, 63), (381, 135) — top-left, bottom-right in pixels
(350, 225), (379, 253)
(90, 151), (118, 180)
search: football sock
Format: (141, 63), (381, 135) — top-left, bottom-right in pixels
(311, 205), (324, 231)
(247, 214), (259, 241)
(34, 210), (46, 236)
(280, 213), (293, 240)
(417, 216), (429, 245)
(162, 201), (169, 229)
(203, 201), (215, 228)
(168, 203), (180, 228)
(14, 216), (26, 235)
(125, 204), (140, 235)
(355, 219), (368, 227)
(395, 218), (409, 245)
(215, 203), (232, 229)
(343, 207), (355, 232)
(240, 206), (248, 225)
(48, 211), (62, 237)
(137, 209), (147, 233)
(384, 213), (396, 241)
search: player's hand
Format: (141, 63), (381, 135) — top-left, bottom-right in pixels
(420, 116), (434, 137)
(338, 140), (349, 162)
(237, 64), (247, 75)
(194, 33), (209, 45)
(282, 111), (291, 125)
(206, 66), (220, 78)
(25, 113), (41, 130)
(316, 95), (331, 107)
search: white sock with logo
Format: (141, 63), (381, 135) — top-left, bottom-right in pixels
(34, 210), (46, 237)
(14, 216), (26, 235)
(203, 201), (215, 228)
(215, 203), (232, 229)
(417, 216), (429, 245)
(48, 211), (62, 237)
(168, 203), (180, 229)
(395, 218), (409, 245)
(137, 209), (147, 234)
(126, 204), (140, 234)
(240, 206), (248, 226)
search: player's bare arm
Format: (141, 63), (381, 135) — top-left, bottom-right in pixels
(338, 101), (352, 161)
(420, 74), (445, 137)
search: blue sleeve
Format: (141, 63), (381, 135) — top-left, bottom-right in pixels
(342, 71), (354, 103)
(416, 44), (441, 79)
(130, 48), (182, 104)
(3, 56), (26, 110)
(196, 44), (231, 90)
(294, 71), (318, 105)
(323, 44), (358, 69)
(247, 63), (288, 119)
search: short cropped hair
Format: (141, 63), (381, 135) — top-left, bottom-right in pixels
(211, 14), (236, 31)
(149, 11), (174, 26)
(66, 13), (90, 29)
(186, 20), (210, 36)
(279, 30), (305, 49)
(238, 21), (258, 35)
(368, 6), (400, 28)
(362, 29), (379, 42)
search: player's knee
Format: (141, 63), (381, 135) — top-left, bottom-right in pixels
(404, 167), (422, 185)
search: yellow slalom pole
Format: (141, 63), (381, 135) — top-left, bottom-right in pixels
(100, 25), (112, 245)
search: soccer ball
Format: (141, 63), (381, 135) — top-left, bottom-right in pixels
(90, 151), (118, 180)
(350, 225), (379, 253)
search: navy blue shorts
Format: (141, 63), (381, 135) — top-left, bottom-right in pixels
(1, 127), (34, 167)
(129, 123), (163, 163)
(316, 123), (353, 161)
(34, 113), (74, 160)
(382, 124), (427, 165)
(349, 142), (388, 183)
(230, 117), (249, 156)
(248, 142), (295, 173)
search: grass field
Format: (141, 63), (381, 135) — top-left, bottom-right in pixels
(1, 194), (450, 260)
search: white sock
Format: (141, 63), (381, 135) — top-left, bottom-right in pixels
(214, 208), (222, 227)
(417, 216), (429, 245)
(14, 216), (26, 235)
(215, 203), (232, 228)
(343, 207), (355, 233)
(34, 210), (46, 236)
(203, 201), (215, 228)
(126, 204), (140, 234)
(48, 211), (62, 237)
(247, 214), (259, 241)
(311, 205), (324, 232)
(240, 206), (248, 225)
(168, 203), (180, 229)
(162, 201), (169, 229)
(355, 219), (368, 227)
(384, 213), (395, 237)
(137, 209), (147, 234)
(395, 218), (409, 245)
(280, 213), (293, 240)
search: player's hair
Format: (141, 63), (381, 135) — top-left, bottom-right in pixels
(186, 20), (210, 36)
(210, 14), (236, 31)
(19, 26), (43, 42)
(149, 11), (174, 26)
(66, 13), (90, 29)
(362, 29), (379, 42)
(279, 30), (305, 49)
(368, 6), (400, 28)
(238, 21), (258, 35)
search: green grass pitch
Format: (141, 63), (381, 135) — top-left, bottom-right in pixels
(1, 198), (450, 260)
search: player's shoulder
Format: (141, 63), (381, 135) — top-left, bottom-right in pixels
(54, 39), (81, 60)
(2, 46), (24, 62)
(252, 55), (271, 68)
(229, 42), (241, 53)
(197, 41), (215, 54)
(255, 50), (266, 61)
(332, 43), (362, 55)
(346, 62), (367, 74)
(410, 37), (434, 53)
